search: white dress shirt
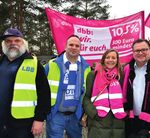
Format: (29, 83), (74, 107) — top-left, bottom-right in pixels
(133, 63), (147, 116)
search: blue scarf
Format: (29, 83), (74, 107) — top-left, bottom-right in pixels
(63, 61), (81, 107)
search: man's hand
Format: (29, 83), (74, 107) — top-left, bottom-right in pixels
(31, 121), (44, 136)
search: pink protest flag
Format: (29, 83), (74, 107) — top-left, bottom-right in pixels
(145, 13), (150, 28)
(45, 8), (144, 66)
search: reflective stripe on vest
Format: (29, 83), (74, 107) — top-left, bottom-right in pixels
(12, 101), (37, 107)
(14, 83), (36, 90)
(91, 82), (126, 119)
(47, 60), (91, 106)
(47, 61), (60, 106)
(92, 91), (126, 119)
(11, 56), (37, 119)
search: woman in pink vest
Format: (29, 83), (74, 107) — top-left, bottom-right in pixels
(83, 49), (127, 138)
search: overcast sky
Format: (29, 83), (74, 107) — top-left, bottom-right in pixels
(107, 0), (150, 38)
(107, 0), (150, 19)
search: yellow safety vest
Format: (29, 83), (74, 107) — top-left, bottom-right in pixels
(47, 61), (60, 106)
(11, 56), (37, 119)
(47, 60), (91, 106)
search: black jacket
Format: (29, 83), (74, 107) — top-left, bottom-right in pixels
(125, 59), (150, 116)
(0, 52), (51, 128)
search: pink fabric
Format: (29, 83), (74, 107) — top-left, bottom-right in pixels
(139, 112), (150, 122)
(128, 110), (150, 122)
(122, 64), (130, 103)
(45, 8), (144, 66)
(92, 64), (126, 119)
(129, 110), (134, 118)
(123, 65), (150, 122)
(92, 63), (117, 96)
(145, 13), (150, 28)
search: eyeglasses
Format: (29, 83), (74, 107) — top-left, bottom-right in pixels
(133, 48), (149, 54)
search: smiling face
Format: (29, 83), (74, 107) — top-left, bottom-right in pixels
(104, 51), (118, 69)
(133, 41), (150, 67)
(65, 36), (81, 62)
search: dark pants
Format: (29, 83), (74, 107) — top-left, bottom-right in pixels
(0, 125), (34, 138)
(125, 117), (150, 138)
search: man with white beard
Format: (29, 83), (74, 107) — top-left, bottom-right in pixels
(0, 28), (51, 138)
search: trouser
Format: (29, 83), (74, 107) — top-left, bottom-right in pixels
(46, 111), (82, 138)
(0, 124), (34, 138)
(125, 116), (150, 138)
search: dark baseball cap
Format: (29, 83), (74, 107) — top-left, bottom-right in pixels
(1, 28), (23, 40)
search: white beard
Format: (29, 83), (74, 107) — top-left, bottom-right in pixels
(2, 44), (26, 60)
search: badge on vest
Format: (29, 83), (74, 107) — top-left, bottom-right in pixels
(22, 66), (34, 72)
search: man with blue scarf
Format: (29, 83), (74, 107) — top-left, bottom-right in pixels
(45, 35), (91, 138)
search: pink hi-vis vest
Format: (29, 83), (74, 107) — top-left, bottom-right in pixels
(91, 67), (127, 119)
